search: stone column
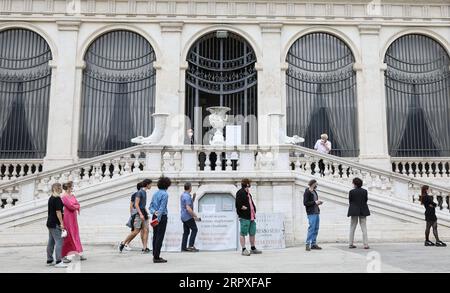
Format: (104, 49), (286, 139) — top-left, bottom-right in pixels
(258, 23), (283, 145)
(43, 21), (80, 170)
(357, 25), (390, 170)
(156, 22), (184, 146)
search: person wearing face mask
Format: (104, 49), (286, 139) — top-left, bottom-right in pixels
(46, 183), (68, 268)
(347, 177), (370, 249)
(303, 179), (323, 251)
(61, 181), (86, 262)
(235, 178), (262, 256)
(420, 185), (447, 247)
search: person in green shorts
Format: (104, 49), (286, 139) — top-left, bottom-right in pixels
(235, 178), (262, 256)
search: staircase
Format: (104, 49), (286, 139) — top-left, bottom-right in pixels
(1, 144), (449, 246)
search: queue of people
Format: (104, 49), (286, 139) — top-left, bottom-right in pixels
(302, 177), (447, 251)
(46, 169), (446, 267)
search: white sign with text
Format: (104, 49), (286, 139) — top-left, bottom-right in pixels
(156, 212), (285, 251)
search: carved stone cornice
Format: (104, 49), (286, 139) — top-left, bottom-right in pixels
(0, 1), (448, 21)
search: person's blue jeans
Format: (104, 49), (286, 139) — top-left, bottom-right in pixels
(47, 227), (63, 263)
(181, 218), (198, 250)
(306, 214), (320, 246)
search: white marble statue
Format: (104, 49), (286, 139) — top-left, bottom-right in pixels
(284, 135), (305, 144)
(131, 113), (169, 144)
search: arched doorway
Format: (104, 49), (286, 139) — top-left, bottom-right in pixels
(0, 28), (52, 159)
(185, 31), (257, 145)
(78, 30), (156, 158)
(286, 32), (359, 157)
(384, 34), (450, 157)
(198, 193), (236, 213)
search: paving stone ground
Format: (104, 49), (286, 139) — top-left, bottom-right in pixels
(1, 242), (449, 273)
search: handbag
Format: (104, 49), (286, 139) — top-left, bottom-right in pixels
(150, 218), (159, 227)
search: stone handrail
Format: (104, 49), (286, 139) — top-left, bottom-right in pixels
(0, 144), (251, 209)
(289, 145), (450, 211)
(0, 159), (43, 181)
(1, 144), (449, 213)
(391, 157), (450, 178)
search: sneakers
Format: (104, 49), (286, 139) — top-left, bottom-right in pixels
(46, 260), (54, 266)
(54, 262), (68, 268)
(348, 245), (357, 249)
(79, 255), (87, 261)
(305, 244), (311, 251)
(425, 240), (435, 246)
(311, 244), (322, 250)
(124, 245), (132, 251)
(241, 248), (251, 256)
(186, 246), (199, 252)
(142, 248), (151, 254)
(153, 258), (168, 263)
(118, 242), (126, 253)
(250, 248), (262, 254)
(436, 241), (447, 247)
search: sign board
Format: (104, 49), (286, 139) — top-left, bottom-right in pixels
(226, 125), (241, 146)
(157, 212), (285, 251)
(196, 212), (238, 251)
(255, 213), (286, 249)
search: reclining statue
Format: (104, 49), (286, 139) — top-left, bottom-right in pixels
(284, 135), (305, 144)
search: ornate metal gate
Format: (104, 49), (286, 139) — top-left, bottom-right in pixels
(0, 29), (52, 159)
(385, 34), (450, 157)
(286, 32), (358, 157)
(78, 30), (156, 158)
(185, 31), (257, 145)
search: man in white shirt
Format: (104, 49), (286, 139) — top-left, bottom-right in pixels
(314, 134), (332, 175)
(314, 134), (332, 154)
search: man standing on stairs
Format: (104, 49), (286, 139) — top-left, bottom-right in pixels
(303, 179), (323, 251)
(314, 133), (332, 175)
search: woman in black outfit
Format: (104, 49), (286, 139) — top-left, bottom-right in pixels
(420, 185), (446, 247)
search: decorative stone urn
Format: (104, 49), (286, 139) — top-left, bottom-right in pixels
(206, 106), (231, 146)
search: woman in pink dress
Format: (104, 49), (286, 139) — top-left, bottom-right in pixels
(61, 181), (86, 261)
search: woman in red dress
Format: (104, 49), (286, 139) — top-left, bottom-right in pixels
(61, 181), (87, 261)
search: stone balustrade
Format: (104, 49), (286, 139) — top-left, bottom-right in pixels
(290, 149), (450, 212)
(0, 160), (43, 182)
(1, 145), (450, 213)
(391, 158), (450, 178)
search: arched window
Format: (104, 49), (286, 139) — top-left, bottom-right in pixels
(286, 32), (358, 157)
(79, 30), (156, 158)
(0, 29), (52, 159)
(185, 31), (257, 145)
(385, 34), (450, 157)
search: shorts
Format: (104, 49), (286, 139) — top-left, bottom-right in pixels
(239, 219), (256, 236)
(133, 215), (149, 230)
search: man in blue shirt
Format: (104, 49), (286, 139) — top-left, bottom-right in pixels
(180, 182), (200, 252)
(149, 176), (171, 263)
